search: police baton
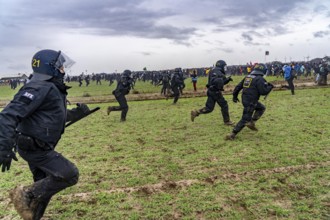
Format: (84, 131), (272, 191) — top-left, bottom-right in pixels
(65, 107), (100, 128)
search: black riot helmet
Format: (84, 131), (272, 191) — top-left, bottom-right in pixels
(252, 63), (268, 75)
(122, 69), (132, 77)
(174, 67), (182, 74)
(215, 60), (227, 72)
(31, 49), (75, 81)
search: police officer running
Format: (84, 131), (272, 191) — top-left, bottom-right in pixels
(0, 49), (92, 220)
(191, 60), (234, 125)
(107, 70), (134, 121)
(166, 68), (185, 104)
(225, 63), (274, 140)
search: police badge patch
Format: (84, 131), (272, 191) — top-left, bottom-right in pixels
(19, 91), (35, 104)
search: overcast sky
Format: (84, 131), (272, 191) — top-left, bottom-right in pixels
(0, 0), (329, 77)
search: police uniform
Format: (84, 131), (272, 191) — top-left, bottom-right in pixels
(0, 49), (90, 220)
(191, 61), (234, 125)
(226, 64), (273, 140)
(107, 70), (133, 121)
(168, 69), (184, 104)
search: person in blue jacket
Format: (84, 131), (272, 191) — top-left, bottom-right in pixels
(282, 64), (295, 95)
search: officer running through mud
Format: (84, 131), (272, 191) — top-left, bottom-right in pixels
(0, 49), (93, 220)
(191, 60), (234, 125)
(107, 69), (134, 122)
(225, 63), (274, 140)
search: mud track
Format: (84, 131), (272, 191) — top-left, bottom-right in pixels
(56, 161), (330, 201)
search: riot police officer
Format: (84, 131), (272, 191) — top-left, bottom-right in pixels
(225, 63), (274, 140)
(107, 69), (134, 121)
(0, 49), (91, 219)
(191, 60), (234, 125)
(158, 70), (171, 96)
(166, 68), (185, 104)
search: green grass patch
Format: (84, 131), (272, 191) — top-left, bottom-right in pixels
(0, 80), (329, 219)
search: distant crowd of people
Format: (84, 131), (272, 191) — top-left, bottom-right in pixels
(63, 58), (329, 88)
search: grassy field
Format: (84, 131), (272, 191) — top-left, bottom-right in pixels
(0, 78), (329, 219)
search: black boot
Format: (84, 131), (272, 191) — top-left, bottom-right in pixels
(246, 121), (258, 131)
(10, 183), (54, 220)
(191, 110), (200, 122)
(107, 106), (113, 115)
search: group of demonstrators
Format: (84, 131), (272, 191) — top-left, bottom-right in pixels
(0, 49), (328, 220)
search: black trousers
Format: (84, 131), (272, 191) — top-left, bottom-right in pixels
(282, 76), (295, 94)
(199, 90), (230, 123)
(110, 94), (129, 120)
(233, 101), (265, 134)
(17, 147), (78, 219)
(169, 86), (180, 104)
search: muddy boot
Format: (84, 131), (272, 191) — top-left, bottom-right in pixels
(9, 186), (37, 220)
(225, 133), (236, 140)
(191, 110), (199, 122)
(224, 121), (235, 126)
(107, 107), (113, 115)
(246, 121), (258, 131)
(32, 199), (50, 220)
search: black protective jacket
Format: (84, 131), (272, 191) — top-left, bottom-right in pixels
(0, 80), (76, 152)
(207, 67), (231, 91)
(113, 75), (133, 96)
(170, 73), (184, 88)
(233, 70), (273, 104)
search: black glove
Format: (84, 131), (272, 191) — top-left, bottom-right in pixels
(67, 103), (90, 122)
(228, 76), (233, 82)
(76, 103), (90, 114)
(268, 83), (274, 88)
(0, 151), (18, 172)
(233, 97), (239, 103)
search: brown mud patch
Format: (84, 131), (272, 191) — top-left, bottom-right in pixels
(56, 161), (329, 201)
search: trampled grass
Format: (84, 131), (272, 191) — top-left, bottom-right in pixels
(0, 79), (329, 219)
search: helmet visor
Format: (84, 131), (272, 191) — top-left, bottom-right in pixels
(54, 51), (75, 70)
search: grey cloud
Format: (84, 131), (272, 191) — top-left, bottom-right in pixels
(243, 41), (262, 46)
(203, 0), (309, 35)
(313, 4), (328, 13)
(241, 31), (264, 42)
(220, 48), (233, 53)
(314, 31), (330, 38)
(242, 33), (253, 42)
(139, 52), (152, 56)
(2, 0), (197, 44)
